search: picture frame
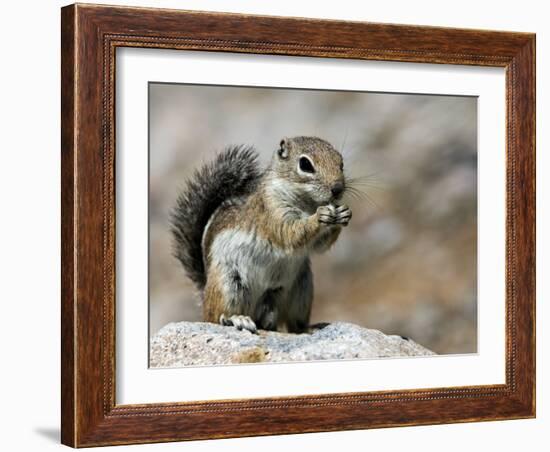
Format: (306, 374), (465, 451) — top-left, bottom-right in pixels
(61, 3), (535, 447)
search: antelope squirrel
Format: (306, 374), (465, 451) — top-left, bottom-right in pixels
(171, 136), (352, 334)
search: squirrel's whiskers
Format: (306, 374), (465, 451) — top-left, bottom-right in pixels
(343, 173), (384, 210)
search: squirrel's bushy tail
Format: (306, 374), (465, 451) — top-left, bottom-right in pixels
(170, 145), (261, 290)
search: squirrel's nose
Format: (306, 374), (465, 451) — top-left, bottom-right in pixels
(331, 182), (344, 198)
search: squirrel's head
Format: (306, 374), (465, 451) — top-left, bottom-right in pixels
(270, 136), (346, 209)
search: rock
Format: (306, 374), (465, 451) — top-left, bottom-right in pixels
(150, 321), (434, 367)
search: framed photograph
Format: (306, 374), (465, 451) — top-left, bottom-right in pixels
(61, 3), (535, 447)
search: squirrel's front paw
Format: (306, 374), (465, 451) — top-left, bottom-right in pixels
(317, 204), (352, 227)
(220, 314), (258, 334)
(317, 205), (335, 225)
(333, 204), (352, 226)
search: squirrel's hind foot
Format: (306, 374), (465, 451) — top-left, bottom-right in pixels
(308, 322), (330, 332)
(220, 314), (258, 334)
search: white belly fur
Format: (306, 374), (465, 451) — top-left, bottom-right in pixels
(208, 229), (306, 305)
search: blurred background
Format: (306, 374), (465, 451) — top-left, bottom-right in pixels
(148, 83), (477, 355)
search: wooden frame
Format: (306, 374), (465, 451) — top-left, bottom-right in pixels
(61, 3), (535, 447)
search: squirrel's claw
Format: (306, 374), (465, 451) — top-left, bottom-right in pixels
(220, 314), (258, 334)
(317, 205), (336, 225)
(334, 204), (352, 226)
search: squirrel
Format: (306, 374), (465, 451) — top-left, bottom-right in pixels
(171, 136), (351, 334)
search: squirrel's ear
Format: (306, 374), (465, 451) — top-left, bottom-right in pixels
(278, 138), (290, 159)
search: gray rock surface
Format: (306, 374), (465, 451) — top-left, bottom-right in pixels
(150, 321), (434, 367)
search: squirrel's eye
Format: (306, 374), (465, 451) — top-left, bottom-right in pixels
(299, 157), (315, 174)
